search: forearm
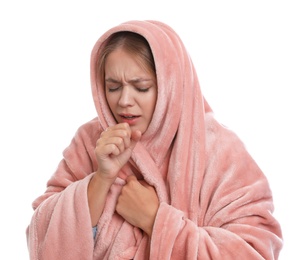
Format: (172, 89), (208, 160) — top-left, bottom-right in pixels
(87, 172), (113, 227)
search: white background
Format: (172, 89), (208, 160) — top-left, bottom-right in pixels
(1, 1), (302, 259)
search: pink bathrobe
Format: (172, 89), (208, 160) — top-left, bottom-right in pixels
(26, 20), (283, 259)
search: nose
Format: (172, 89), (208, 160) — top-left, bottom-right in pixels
(118, 86), (134, 107)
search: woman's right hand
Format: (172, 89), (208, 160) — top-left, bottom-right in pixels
(94, 123), (141, 182)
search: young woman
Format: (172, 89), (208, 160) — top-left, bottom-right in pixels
(27, 20), (283, 259)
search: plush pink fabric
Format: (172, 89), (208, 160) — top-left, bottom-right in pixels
(26, 20), (283, 259)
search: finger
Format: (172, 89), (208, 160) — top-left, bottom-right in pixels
(103, 125), (132, 147)
(96, 135), (124, 155)
(108, 136), (126, 154)
(109, 144), (123, 156)
(102, 127), (130, 138)
(114, 123), (132, 135)
(101, 131), (131, 150)
(104, 128), (140, 153)
(95, 142), (120, 158)
(126, 175), (138, 183)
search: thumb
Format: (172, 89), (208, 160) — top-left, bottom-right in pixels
(117, 131), (141, 169)
(139, 179), (155, 191)
(129, 130), (141, 150)
(115, 131), (141, 168)
(126, 174), (138, 183)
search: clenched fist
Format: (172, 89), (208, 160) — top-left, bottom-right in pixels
(95, 123), (141, 183)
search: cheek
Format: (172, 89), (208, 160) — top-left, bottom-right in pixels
(105, 94), (116, 112)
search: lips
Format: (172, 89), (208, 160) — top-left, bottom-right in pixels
(119, 113), (140, 125)
(121, 115), (139, 119)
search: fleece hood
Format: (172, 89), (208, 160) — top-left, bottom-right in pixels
(90, 20), (211, 170)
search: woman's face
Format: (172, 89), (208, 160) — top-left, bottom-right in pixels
(104, 48), (157, 134)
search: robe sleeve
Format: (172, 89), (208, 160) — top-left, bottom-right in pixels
(26, 118), (101, 260)
(149, 123), (283, 260)
(151, 194), (282, 259)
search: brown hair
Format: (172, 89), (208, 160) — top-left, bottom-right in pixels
(96, 31), (156, 86)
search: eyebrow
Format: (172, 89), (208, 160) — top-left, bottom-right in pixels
(105, 77), (154, 84)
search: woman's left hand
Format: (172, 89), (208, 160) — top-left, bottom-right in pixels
(116, 175), (159, 236)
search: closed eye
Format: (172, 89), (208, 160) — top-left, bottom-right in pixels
(137, 88), (149, 92)
(105, 78), (121, 92)
(108, 86), (121, 92)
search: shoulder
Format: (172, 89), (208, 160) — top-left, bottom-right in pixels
(64, 117), (102, 154)
(204, 112), (249, 161)
(75, 117), (102, 138)
(205, 113), (242, 146)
